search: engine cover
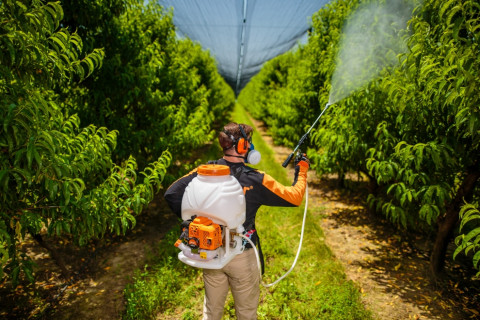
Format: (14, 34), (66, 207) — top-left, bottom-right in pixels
(188, 216), (222, 250)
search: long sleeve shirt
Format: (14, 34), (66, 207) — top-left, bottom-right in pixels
(164, 158), (308, 245)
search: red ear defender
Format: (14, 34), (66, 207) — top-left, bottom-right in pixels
(235, 137), (249, 154)
(235, 124), (249, 154)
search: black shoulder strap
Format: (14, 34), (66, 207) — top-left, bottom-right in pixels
(231, 164), (256, 180)
(257, 235), (265, 275)
(207, 159), (256, 178)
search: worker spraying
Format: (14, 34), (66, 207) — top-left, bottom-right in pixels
(164, 122), (309, 320)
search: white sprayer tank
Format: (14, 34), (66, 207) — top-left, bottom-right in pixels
(181, 164), (246, 229)
(178, 164), (246, 269)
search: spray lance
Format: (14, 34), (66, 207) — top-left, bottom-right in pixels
(241, 101), (334, 288)
(282, 102), (333, 167)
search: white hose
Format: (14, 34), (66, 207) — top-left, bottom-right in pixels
(240, 183), (308, 288)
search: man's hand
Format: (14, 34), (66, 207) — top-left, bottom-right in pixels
(294, 153), (310, 169)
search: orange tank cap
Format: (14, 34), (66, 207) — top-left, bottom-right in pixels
(197, 164), (230, 176)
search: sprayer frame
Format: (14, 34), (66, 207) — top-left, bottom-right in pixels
(178, 225), (246, 269)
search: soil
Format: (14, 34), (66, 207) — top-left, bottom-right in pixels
(1, 120), (479, 320)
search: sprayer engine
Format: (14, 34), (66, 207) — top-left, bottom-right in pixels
(175, 215), (236, 263)
(175, 216), (223, 259)
(188, 216), (222, 249)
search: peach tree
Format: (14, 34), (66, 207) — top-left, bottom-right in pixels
(0, 0), (170, 285)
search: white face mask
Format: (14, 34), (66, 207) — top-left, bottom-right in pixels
(246, 143), (261, 165)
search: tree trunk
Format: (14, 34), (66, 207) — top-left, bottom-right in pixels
(338, 171), (346, 188)
(430, 162), (480, 278)
(363, 170), (378, 215)
(32, 233), (71, 279)
(367, 175), (379, 195)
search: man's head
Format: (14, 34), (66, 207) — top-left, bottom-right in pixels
(219, 122), (253, 154)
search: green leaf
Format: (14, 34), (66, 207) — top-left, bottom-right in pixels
(56, 222), (62, 236)
(447, 5), (463, 26)
(469, 113), (477, 136)
(459, 204), (480, 230)
(462, 228), (480, 246)
(49, 32), (68, 52)
(33, 148), (42, 169)
(453, 238), (466, 259)
(11, 266), (20, 288)
(414, 144), (425, 170)
(26, 137), (35, 169)
(63, 181), (70, 206)
(11, 168), (32, 187)
(16, 1), (28, 13)
(23, 265), (35, 283)
(71, 178), (85, 200)
(0, 170), (9, 192)
(473, 251), (480, 269)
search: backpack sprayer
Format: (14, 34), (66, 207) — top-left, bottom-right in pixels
(175, 164), (246, 269)
(173, 162), (308, 287)
(174, 102), (331, 285)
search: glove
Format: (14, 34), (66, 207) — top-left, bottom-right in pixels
(294, 153), (310, 169)
(292, 153), (309, 186)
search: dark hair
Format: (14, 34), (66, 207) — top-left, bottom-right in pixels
(218, 122), (253, 151)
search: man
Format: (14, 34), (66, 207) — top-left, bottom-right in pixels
(164, 122), (309, 320)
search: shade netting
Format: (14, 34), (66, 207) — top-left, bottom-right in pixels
(158, 0), (330, 93)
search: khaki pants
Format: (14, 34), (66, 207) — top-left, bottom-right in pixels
(202, 249), (260, 320)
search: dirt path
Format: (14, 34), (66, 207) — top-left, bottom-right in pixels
(2, 120), (479, 319)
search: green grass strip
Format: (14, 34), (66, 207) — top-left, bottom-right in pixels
(124, 103), (372, 320)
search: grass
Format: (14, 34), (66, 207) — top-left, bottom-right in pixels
(123, 103), (373, 319)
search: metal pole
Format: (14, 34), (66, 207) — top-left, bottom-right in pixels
(235, 0), (248, 94)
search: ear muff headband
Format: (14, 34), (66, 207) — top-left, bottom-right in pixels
(235, 125), (249, 154)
